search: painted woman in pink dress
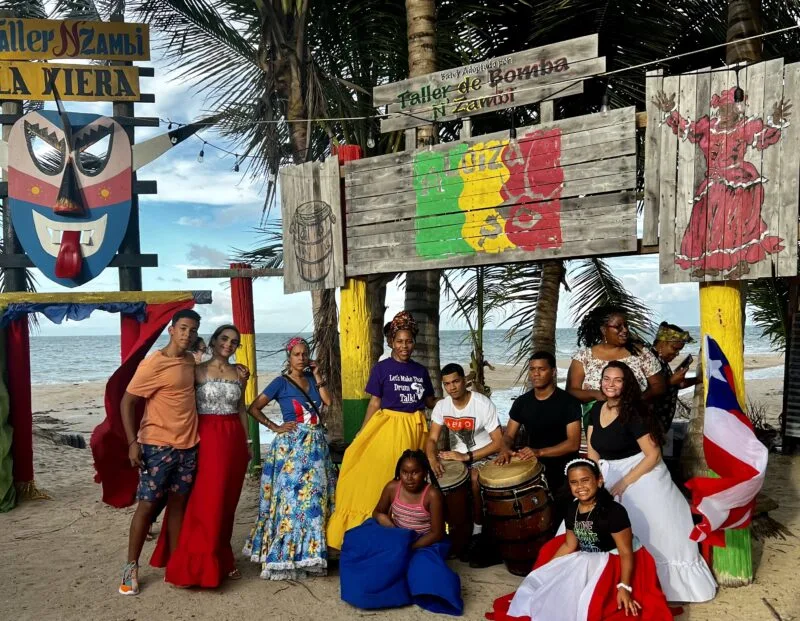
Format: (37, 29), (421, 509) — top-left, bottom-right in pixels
(653, 87), (791, 279)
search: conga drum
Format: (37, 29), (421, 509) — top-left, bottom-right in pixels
(437, 460), (472, 559)
(479, 457), (554, 576)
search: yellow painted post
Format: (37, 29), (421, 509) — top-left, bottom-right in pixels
(699, 282), (752, 585)
(340, 277), (372, 443)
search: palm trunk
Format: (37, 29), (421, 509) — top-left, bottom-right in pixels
(403, 0), (442, 393)
(531, 260), (564, 356)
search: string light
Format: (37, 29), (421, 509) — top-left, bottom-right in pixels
(234, 156), (240, 173)
(197, 142), (205, 163)
(734, 68), (746, 114)
(366, 135), (376, 149)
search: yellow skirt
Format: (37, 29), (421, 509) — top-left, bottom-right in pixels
(326, 408), (428, 550)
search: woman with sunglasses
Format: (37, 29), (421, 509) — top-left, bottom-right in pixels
(567, 305), (664, 405)
(243, 337), (337, 580)
(151, 324), (250, 587)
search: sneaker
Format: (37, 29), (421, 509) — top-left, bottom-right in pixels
(119, 561), (139, 596)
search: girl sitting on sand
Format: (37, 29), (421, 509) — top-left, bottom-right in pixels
(340, 450), (463, 616)
(489, 458), (672, 621)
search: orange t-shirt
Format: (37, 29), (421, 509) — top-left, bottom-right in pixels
(127, 351), (198, 449)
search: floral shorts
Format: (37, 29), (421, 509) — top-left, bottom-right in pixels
(136, 444), (198, 502)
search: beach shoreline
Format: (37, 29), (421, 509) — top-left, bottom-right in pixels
(1, 353), (796, 620)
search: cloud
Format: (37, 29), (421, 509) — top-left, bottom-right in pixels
(176, 216), (209, 227)
(186, 244), (230, 267)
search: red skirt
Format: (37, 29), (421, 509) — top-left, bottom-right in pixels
(487, 535), (673, 621)
(151, 414), (249, 587)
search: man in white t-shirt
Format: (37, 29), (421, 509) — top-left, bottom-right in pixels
(426, 363), (502, 566)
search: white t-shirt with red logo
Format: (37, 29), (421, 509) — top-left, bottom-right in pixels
(431, 391), (500, 453)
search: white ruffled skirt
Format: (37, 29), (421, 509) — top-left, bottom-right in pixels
(601, 453), (717, 603)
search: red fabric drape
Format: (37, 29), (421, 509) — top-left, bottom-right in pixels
(7, 316), (33, 483)
(229, 262), (254, 333)
(90, 300), (195, 508)
(120, 313), (141, 362)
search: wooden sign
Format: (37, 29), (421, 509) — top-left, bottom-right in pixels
(281, 158), (345, 294)
(0, 61), (140, 101)
(375, 35), (604, 133)
(0, 18), (149, 61)
(344, 107), (637, 275)
(646, 61), (800, 283)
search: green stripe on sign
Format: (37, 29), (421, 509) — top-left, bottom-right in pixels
(343, 398), (371, 443)
(413, 145), (473, 257)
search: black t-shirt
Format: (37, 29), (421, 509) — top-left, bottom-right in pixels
(588, 401), (650, 460)
(564, 499), (632, 552)
(509, 387), (581, 486)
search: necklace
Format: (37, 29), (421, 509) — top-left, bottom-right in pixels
(575, 500), (597, 525)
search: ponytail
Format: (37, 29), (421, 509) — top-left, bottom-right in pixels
(394, 449), (443, 494)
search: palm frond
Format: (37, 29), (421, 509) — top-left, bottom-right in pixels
(746, 276), (789, 351)
(0, 0), (48, 18)
(233, 219), (283, 269)
(566, 258), (654, 340)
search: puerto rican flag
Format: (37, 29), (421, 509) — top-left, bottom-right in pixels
(684, 336), (768, 546)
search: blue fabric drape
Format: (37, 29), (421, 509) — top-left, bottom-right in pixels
(0, 303), (146, 328)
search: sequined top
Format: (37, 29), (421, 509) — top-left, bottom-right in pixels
(196, 379), (242, 416)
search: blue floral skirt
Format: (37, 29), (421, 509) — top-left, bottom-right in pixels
(243, 424), (337, 580)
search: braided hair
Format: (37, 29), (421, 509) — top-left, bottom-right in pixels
(576, 305), (639, 356)
(602, 360), (665, 445)
(565, 458), (615, 516)
(394, 449), (442, 493)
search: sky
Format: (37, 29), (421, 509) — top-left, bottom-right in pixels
(20, 25), (702, 337)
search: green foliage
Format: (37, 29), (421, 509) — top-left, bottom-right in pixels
(746, 277), (789, 351)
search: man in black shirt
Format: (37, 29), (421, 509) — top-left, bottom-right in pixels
(497, 351), (582, 499)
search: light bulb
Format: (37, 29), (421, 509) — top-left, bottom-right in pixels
(367, 136), (376, 148)
(234, 159), (240, 172)
(197, 148), (205, 163)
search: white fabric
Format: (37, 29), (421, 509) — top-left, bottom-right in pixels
(507, 551), (609, 621)
(431, 392), (500, 453)
(601, 453), (717, 603)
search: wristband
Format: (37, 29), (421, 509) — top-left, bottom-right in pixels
(467, 451), (474, 465)
(616, 583), (632, 593)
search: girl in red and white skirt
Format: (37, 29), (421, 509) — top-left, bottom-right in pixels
(488, 458), (672, 621)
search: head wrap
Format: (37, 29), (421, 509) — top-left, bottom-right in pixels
(654, 322), (694, 344)
(388, 311), (418, 340)
(285, 336), (310, 356)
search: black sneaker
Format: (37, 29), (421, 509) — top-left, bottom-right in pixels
(468, 534), (503, 568)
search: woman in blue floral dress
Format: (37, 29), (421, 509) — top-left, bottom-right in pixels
(243, 337), (337, 580)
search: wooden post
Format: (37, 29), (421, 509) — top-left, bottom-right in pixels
(700, 0), (761, 586)
(336, 145), (370, 442)
(230, 262), (261, 470)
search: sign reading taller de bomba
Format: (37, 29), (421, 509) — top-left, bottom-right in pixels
(375, 35), (604, 133)
(0, 18), (149, 61)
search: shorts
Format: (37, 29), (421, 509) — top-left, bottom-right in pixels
(136, 443), (198, 503)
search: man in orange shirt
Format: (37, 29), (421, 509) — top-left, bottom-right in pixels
(118, 309), (201, 596)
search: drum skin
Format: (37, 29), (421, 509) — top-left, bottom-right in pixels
(437, 461), (472, 558)
(479, 459), (555, 576)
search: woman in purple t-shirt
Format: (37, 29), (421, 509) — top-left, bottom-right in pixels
(327, 311), (436, 549)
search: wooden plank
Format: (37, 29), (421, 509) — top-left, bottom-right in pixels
(347, 107), (634, 178)
(461, 118), (472, 139)
(657, 74), (680, 284)
(0, 180), (158, 196)
(346, 193), (635, 248)
(280, 158), (344, 294)
(347, 152), (635, 204)
(643, 69), (663, 246)
(0, 253), (157, 268)
(347, 169), (636, 225)
(374, 34), (598, 105)
(778, 62), (800, 277)
(760, 59), (784, 280)
(672, 70), (698, 284)
(186, 268), (283, 279)
(693, 67), (711, 279)
(346, 234), (636, 276)
(346, 127), (633, 195)
(380, 81), (586, 133)
(0, 290), (211, 305)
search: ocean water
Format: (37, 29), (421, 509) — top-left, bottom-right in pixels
(28, 327), (782, 445)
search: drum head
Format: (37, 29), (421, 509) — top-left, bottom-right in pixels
(437, 460), (469, 490)
(479, 457), (543, 489)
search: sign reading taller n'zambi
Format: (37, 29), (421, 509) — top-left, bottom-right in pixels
(0, 18), (149, 62)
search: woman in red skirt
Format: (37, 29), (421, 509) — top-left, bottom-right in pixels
(151, 324), (250, 587)
(487, 458), (672, 621)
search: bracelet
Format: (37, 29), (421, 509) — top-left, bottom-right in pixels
(317, 380), (327, 387)
(616, 583), (632, 593)
(128, 439), (138, 447)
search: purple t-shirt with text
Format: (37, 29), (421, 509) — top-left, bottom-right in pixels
(365, 357), (434, 413)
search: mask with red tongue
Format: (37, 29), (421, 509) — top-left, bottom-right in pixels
(55, 230), (83, 279)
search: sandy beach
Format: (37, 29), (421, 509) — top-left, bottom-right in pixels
(0, 355), (797, 621)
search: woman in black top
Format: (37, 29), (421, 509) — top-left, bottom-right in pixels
(586, 361), (716, 604)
